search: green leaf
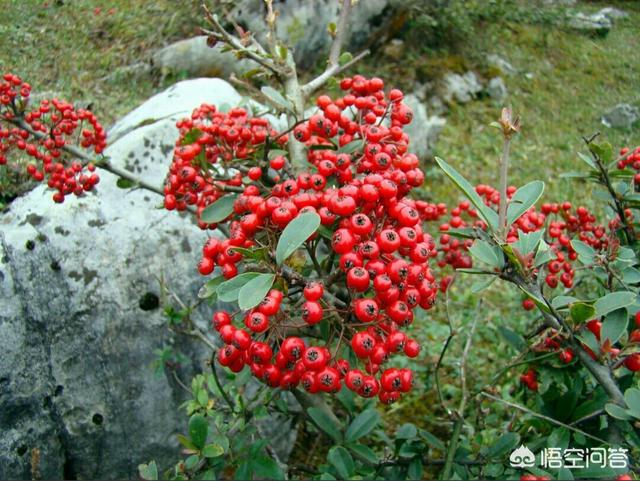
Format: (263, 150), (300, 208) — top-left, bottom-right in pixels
(202, 443), (224, 458)
(605, 403), (633, 420)
(624, 388), (640, 418)
(576, 329), (600, 354)
(252, 456), (285, 480)
(571, 240), (596, 264)
(235, 461), (252, 480)
(181, 128), (203, 145)
(418, 430), (445, 451)
(200, 195), (238, 224)
(238, 273), (275, 311)
(345, 409), (379, 442)
(577, 151), (598, 170)
(217, 272), (262, 303)
(534, 239), (556, 267)
(267, 149), (288, 160)
(552, 296), (578, 310)
(327, 446), (355, 479)
(506, 180), (545, 225)
(198, 275), (225, 299)
(547, 427), (570, 450)
(338, 139), (364, 154)
(197, 388), (208, 406)
(308, 407), (343, 442)
(569, 302), (596, 323)
(138, 461), (158, 481)
(347, 443), (379, 464)
(486, 432), (520, 459)
(396, 423), (418, 440)
(435, 157), (499, 231)
(261, 86), (292, 110)
(407, 458), (423, 480)
(229, 246), (268, 261)
(468, 240), (504, 269)
(601, 308), (628, 344)
(275, 212), (321, 265)
(116, 178), (135, 189)
(591, 141), (613, 163)
(511, 229), (544, 256)
(594, 291), (636, 318)
(498, 326), (527, 351)
(184, 454), (199, 470)
(339, 51), (353, 66)
(188, 414), (209, 450)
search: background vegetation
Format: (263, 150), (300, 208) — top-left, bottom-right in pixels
(2, 1), (639, 478)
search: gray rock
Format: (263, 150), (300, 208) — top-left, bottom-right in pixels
(403, 94), (446, 158)
(230, 0), (392, 69)
(601, 103), (640, 130)
(442, 71), (483, 104)
(152, 36), (260, 79)
(487, 77), (508, 103)
(597, 7), (629, 21)
(0, 78), (294, 479)
(486, 54), (516, 76)
(568, 12), (612, 35)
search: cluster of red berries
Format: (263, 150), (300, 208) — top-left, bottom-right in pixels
(164, 104), (284, 228)
(1, 73), (106, 203)
(618, 146), (640, 185)
(169, 77), (441, 403)
(519, 368), (538, 391)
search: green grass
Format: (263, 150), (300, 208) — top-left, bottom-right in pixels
(0, 0), (201, 124)
(430, 1), (640, 207)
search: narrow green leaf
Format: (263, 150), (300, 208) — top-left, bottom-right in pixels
(327, 446), (355, 479)
(552, 295), (578, 310)
(468, 240), (504, 269)
(202, 443), (224, 458)
(624, 388), (640, 418)
(238, 273), (275, 311)
(571, 240), (596, 264)
(308, 407), (343, 442)
(435, 157), (499, 231)
(408, 458), (423, 480)
(188, 414), (209, 450)
(506, 180), (545, 225)
(418, 430), (446, 451)
(605, 403), (633, 421)
(511, 229), (544, 256)
(116, 178), (135, 189)
(217, 272), (261, 302)
(345, 409), (380, 442)
(569, 302), (596, 324)
(252, 456), (285, 480)
(594, 291), (636, 318)
(577, 152), (598, 170)
(267, 149), (288, 160)
(534, 239), (556, 267)
(275, 212), (321, 265)
(486, 432), (520, 459)
(338, 139), (364, 154)
(498, 326), (527, 351)
(346, 443), (379, 464)
(198, 275), (225, 299)
(200, 194), (238, 224)
(601, 308), (628, 344)
(261, 86), (292, 110)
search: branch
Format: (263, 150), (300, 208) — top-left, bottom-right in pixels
(480, 392), (611, 445)
(202, 5), (286, 77)
(301, 50), (370, 99)
(7, 117), (166, 197)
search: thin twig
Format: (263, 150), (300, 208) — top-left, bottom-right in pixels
(480, 392), (611, 445)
